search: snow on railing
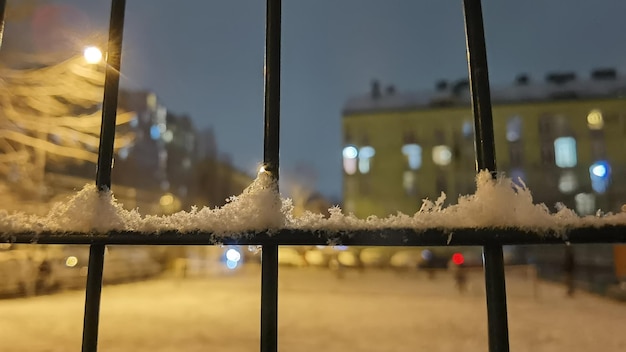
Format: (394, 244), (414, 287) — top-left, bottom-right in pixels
(1, 169), (624, 235)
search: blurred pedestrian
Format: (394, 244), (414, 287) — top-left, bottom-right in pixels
(453, 263), (468, 294)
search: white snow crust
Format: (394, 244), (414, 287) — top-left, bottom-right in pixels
(0, 170), (624, 234)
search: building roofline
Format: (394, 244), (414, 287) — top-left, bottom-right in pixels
(343, 74), (626, 116)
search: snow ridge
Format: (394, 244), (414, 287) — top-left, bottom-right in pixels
(0, 170), (624, 234)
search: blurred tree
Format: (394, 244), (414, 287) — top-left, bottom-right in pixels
(0, 54), (134, 198)
(5, 0), (43, 21)
(282, 162), (331, 217)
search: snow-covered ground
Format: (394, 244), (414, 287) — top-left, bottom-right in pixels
(0, 265), (624, 352)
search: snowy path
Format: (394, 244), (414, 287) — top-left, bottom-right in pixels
(0, 266), (624, 352)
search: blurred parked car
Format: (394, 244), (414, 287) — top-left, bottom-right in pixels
(51, 246), (163, 290)
(389, 249), (423, 271)
(359, 248), (391, 268)
(304, 247), (333, 267)
(417, 249), (451, 270)
(278, 247), (308, 267)
(0, 248), (59, 297)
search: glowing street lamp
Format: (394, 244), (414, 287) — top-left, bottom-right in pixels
(83, 46), (103, 64)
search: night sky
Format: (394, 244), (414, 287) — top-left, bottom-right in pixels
(15, 0), (626, 200)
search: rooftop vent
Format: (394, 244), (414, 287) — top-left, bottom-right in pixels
(452, 79), (469, 95)
(371, 80), (381, 99)
(591, 68), (617, 80)
(546, 72), (576, 85)
(515, 74), (529, 85)
(435, 80), (448, 91)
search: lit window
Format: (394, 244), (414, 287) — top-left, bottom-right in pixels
(575, 193), (595, 216)
(117, 147), (130, 160)
(402, 144), (422, 170)
(342, 145), (358, 175)
(147, 93), (157, 110)
(403, 171), (416, 195)
(358, 146), (375, 174)
(589, 160), (611, 194)
(554, 137), (577, 168)
(558, 171), (577, 193)
(506, 115), (522, 142)
(162, 130), (173, 143)
(587, 109), (604, 130)
(150, 125), (161, 140)
(462, 121), (473, 138)
(432, 145), (452, 166)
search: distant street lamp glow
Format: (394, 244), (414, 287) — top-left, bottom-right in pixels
(83, 46), (103, 64)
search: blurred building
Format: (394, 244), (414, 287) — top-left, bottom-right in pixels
(341, 69), (626, 218)
(115, 90), (168, 192)
(36, 89), (253, 215)
(114, 90), (253, 214)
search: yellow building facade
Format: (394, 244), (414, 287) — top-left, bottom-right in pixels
(342, 73), (626, 218)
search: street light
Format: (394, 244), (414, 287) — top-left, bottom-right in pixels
(83, 46), (103, 64)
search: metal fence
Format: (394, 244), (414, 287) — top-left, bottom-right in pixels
(0, 1), (625, 352)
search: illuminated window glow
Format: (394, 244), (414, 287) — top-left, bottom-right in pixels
(118, 147), (130, 160)
(587, 109), (604, 129)
(558, 171), (577, 193)
(432, 145), (452, 166)
(575, 193), (595, 216)
(150, 125), (161, 140)
(162, 130), (173, 143)
(589, 160), (611, 194)
(358, 146), (375, 174)
(402, 144), (422, 170)
(403, 171), (416, 195)
(554, 137), (577, 168)
(342, 145), (358, 175)
(462, 121), (473, 138)
(506, 115), (522, 142)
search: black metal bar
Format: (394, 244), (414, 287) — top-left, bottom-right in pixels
(261, 244), (279, 352)
(0, 0), (6, 49)
(261, 0), (281, 351)
(263, 0), (281, 177)
(82, 1), (127, 351)
(81, 244), (105, 352)
(482, 243), (509, 351)
(462, 1), (509, 352)
(4, 226), (626, 246)
(463, 0), (496, 173)
(96, 0), (127, 191)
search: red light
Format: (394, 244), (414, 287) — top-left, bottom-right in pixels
(452, 253), (464, 265)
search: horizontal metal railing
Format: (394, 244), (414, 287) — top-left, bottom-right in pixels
(0, 1), (624, 352)
(4, 227), (626, 246)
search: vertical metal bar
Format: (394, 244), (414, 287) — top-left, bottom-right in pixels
(462, 1), (510, 352)
(96, 0), (126, 191)
(82, 1), (126, 351)
(0, 0), (6, 49)
(261, 245), (279, 352)
(463, 0), (496, 172)
(82, 244), (105, 352)
(261, 0), (281, 351)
